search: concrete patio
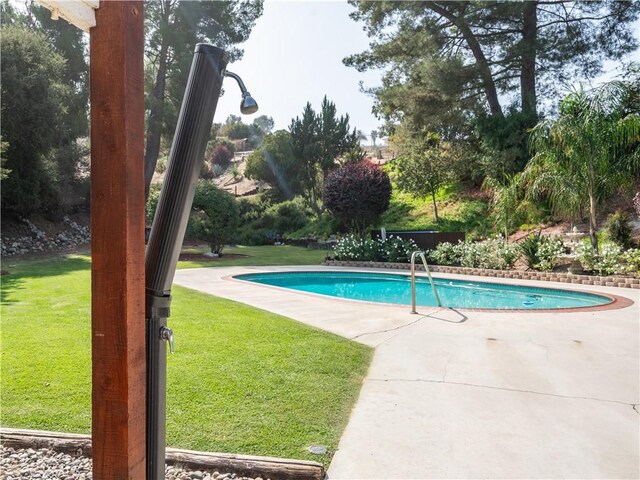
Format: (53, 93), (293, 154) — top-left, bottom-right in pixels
(174, 266), (639, 479)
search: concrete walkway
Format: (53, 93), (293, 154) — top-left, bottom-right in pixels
(174, 266), (640, 479)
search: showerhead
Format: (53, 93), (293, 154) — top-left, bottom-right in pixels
(240, 93), (259, 114)
(224, 70), (259, 115)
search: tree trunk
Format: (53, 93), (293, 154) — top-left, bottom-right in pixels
(520, 1), (538, 120)
(426, 2), (503, 118)
(144, 37), (170, 199)
(588, 191), (598, 252)
(504, 211), (509, 242)
(431, 189), (439, 223)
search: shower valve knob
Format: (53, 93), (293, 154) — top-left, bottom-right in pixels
(160, 326), (175, 354)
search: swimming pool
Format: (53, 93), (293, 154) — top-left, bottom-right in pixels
(234, 271), (613, 310)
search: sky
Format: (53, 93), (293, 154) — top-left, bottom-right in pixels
(214, 0), (640, 144)
(213, 0), (384, 142)
(20, 0), (640, 145)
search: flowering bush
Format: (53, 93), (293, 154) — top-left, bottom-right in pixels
(536, 236), (565, 271)
(379, 236), (418, 262)
(332, 234), (417, 263)
(576, 242), (626, 276)
(429, 237), (519, 270)
(332, 234), (371, 261)
(429, 242), (458, 265)
(622, 248), (640, 277)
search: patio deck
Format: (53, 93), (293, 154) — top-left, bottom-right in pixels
(174, 266), (639, 479)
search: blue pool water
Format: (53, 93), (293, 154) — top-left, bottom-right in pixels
(235, 271), (612, 310)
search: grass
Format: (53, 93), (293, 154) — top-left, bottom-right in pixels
(380, 185), (492, 240)
(178, 244), (328, 269)
(1, 253), (372, 465)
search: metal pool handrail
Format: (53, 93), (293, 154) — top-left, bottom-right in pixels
(410, 250), (442, 312)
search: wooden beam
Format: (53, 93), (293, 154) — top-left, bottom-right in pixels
(90, 1), (145, 478)
(36, 0), (99, 32)
(0, 429), (325, 480)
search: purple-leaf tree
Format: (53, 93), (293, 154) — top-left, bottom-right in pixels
(323, 161), (392, 237)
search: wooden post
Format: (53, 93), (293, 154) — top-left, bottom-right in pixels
(90, 1), (145, 478)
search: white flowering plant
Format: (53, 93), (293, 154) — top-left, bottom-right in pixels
(622, 248), (640, 277)
(535, 236), (565, 271)
(332, 234), (418, 263)
(576, 242), (626, 276)
(429, 242), (458, 265)
(430, 237), (520, 270)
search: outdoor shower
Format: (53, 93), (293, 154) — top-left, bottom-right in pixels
(145, 43), (257, 480)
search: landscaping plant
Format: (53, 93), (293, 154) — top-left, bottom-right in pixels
(576, 242), (626, 276)
(606, 210), (634, 248)
(323, 161), (392, 237)
(332, 235), (417, 263)
(535, 236), (565, 271)
(188, 181), (239, 255)
(519, 233), (541, 270)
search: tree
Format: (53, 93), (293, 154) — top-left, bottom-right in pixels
(345, 1), (640, 173)
(189, 182), (239, 255)
(370, 129), (378, 147)
(252, 115), (275, 135)
(482, 174), (527, 240)
(0, 26), (72, 216)
(289, 96), (361, 209)
(524, 84), (640, 250)
(391, 128), (463, 223)
(0, 136), (10, 180)
(245, 130), (304, 201)
(144, 0), (264, 196)
(323, 162), (392, 236)
(210, 144), (233, 168)
(220, 120), (252, 140)
(26, 2), (89, 142)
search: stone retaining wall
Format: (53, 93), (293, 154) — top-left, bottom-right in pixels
(323, 260), (640, 289)
(1, 217), (90, 256)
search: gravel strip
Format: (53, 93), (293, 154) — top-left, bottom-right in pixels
(1, 446), (268, 480)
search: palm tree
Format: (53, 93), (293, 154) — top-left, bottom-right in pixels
(525, 83), (640, 250)
(370, 129), (378, 147)
(482, 174), (527, 241)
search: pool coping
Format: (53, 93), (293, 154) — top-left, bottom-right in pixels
(225, 269), (635, 313)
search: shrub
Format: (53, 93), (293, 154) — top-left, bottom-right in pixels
(200, 161), (214, 180)
(323, 162), (392, 236)
(606, 210), (633, 248)
(536, 236), (565, 271)
(623, 248), (640, 277)
(429, 242), (459, 266)
(265, 198), (309, 234)
(430, 238), (519, 270)
(519, 234), (541, 270)
(236, 225), (276, 246)
(188, 182), (239, 255)
(155, 156), (168, 174)
(332, 235), (371, 261)
(211, 144), (233, 168)
(378, 236), (418, 263)
(212, 164), (225, 177)
(146, 183), (162, 224)
(332, 235), (417, 263)
(575, 242), (598, 272)
(576, 242), (625, 276)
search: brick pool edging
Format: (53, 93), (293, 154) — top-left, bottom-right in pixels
(323, 260), (640, 290)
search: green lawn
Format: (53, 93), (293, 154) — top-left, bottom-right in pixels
(380, 185), (492, 240)
(178, 244), (328, 269)
(1, 253), (371, 465)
